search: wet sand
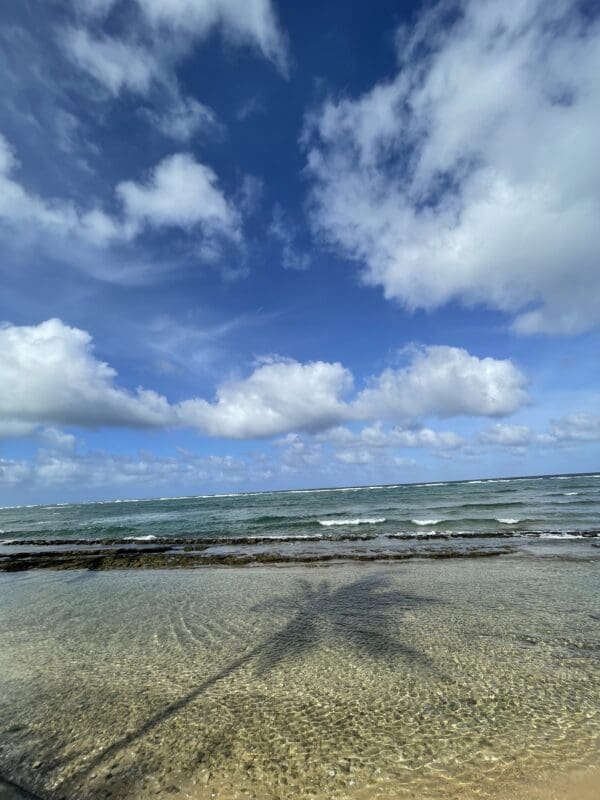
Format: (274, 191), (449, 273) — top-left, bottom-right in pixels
(0, 558), (598, 799)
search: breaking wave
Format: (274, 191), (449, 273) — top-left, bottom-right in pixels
(318, 517), (386, 527)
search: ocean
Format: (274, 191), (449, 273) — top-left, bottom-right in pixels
(1, 472), (599, 568)
(0, 472), (599, 799)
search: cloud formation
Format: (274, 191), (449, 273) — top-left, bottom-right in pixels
(305, 0), (600, 333)
(0, 319), (172, 428)
(0, 448), (272, 492)
(117, 153), (241, 241)
(353, 346), (528, 420)
(0, 136), (240, 255)
(0, 319), (529, 439)
(480, 414), (600, 449)
(63, 0), (289, 125)
(62, 26), (158, 96)
(133, 0), (289, 74)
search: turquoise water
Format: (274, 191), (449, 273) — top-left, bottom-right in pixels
(1, 473), (599, 565)
(0, 558), (598, 799)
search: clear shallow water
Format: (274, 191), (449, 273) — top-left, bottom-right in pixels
(0, 557), (598, 799)
(1, 474), (600, 565)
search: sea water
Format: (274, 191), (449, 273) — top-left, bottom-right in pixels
(0, 556), (598, 799)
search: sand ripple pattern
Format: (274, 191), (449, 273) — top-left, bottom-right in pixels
(0, 559), (598, 800)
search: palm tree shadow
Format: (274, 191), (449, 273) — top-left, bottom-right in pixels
(252, 573), (435, 674)
(61, 571), (436, 796)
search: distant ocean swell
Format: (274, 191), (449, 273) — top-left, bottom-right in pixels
(1, 473), (600, 569)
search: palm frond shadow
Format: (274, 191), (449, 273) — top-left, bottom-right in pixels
(63, 572), (436, 795)
(251, 573), (435, 674)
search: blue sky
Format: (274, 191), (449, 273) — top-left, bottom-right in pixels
(0, 0), (599, 503)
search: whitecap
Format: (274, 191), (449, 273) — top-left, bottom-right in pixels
(497, 518), (520, 524)
(123, 535), (158, 542)
(412, 519), (442, 526)
(318, 517), (386, 527)
(563, 492), (579, 496)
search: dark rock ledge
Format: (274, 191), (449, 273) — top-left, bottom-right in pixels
(0, 545), (513, 572)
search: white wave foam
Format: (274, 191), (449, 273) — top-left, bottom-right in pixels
(251, 534), (322, 541)
(123, 535), (158, 542)
(540, 532), (584, 539)
(412, 519), (442, 526)
(563, 492), (579, 496)
(497, 518), (520, 524)
(318, 517), (386, 527)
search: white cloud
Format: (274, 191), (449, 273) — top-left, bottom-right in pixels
(269, 205), (311, 271)
(547, 414), (600, 443)
(0, 319), (173, 428)
(0, 134), (81, 235)
(0, 320), (529, 440)
(480, 414), (600, 448)
(327, 422), (464, 451)
(323, 422), (461, 468)
(305, 0), (600, 334)
(353, 346), (528, 420)
(277, 433), (322, 471)
(0, 136), (241, 255)
(0, 458), (31, 487)
(0, 448), (274, 492)
(178, 358), (354, 438)
(479, 423), (536, 447)
(38, 427), (78, 453)
(64, 0), (289, 101)
(116, 152), (241, 241)
(145, 96), (223, 142)
(134, 0), (289, 74)
(61, 26), (158, 96)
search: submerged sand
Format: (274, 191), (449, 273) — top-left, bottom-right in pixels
(0, 556), (598, 799)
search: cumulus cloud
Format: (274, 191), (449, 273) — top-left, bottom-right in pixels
(353, 346), (528, 419)
(324, 422), (461, 468)
(327, 423), (464, 451)
(117, 153), (240, 241)
(480, 414), (600, 448)
(305, 0), (600, 334)
(0, 320), (529, 440)
(0, 319), (173, 428)
(0, 136), (240, 255)
(178, 358), (354, 438)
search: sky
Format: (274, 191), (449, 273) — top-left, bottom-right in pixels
(0, 0), (599, 504)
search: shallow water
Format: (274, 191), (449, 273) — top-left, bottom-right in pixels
(0, 556), (599, 799)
